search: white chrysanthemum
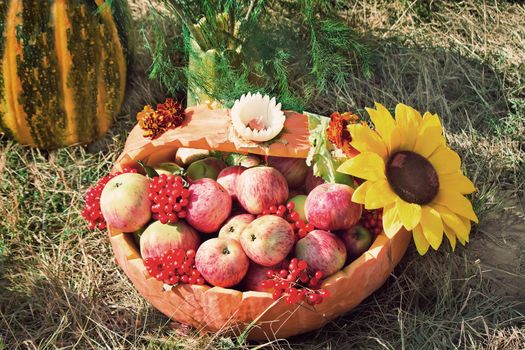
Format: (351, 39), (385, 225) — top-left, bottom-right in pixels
(231, 93), (285, 142)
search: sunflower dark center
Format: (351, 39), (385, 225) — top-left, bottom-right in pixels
(386, 151), (439, 205)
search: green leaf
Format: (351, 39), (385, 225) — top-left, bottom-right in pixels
(137, 160), (159, 178)
(304, 111), (337, 183)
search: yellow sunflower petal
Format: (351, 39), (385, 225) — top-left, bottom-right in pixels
(364, 179), (397, 209)
(351, 181), (370, 204)
(387, 126), (403, 154)
(413, 224), (430, 255)
(443, 224), (457, 251)
(459, 216), (471, 243)
(337, 152), (386, 181)
(348, 124), (388, 159)
(421, 112), (442, 130)
(432, 204), (469, 243)
(366, 103), (395, 143)
(413, 126), (443, 158)
(428, 145), (462, 175)
(396, 197), (422, 231)
(382, 203), (403, 238)
(433, 189), (479, 223)
(420, 206), (444, 250)
(395, 104), (421, 151)
(438, 172), (476, 194)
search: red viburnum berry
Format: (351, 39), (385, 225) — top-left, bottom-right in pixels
(143, 248), (204, 286)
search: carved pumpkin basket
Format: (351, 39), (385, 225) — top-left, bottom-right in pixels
(105, 103), (412, 340)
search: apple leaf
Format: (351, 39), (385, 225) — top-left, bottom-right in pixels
(304, 111), (337, 183)
(137, 160), (159, 178)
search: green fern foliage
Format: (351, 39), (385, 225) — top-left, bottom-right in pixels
(145, 0), (372, 109)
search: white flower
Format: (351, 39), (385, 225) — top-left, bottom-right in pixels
(230, 93), (285, 142)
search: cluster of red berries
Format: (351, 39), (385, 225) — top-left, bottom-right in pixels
(82, 166), (137, 230)
(260, 202), (315, 239)
(360, 208), (383, 236)
(144, 248), (205, 285)
(148, 174), (190, 224)
(260, 258), (331, 305)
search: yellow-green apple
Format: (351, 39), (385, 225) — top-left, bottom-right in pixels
(195, 237), (249, 287)
(242, 260), (288, 292)
(140, 220), (200, 259)
(287, 194), (307, 222)
(218, 213), (255, 241)
(100, 173), (151, 232)
(295, 230), (346, 276)
(339, 225), (374, 261)
(175, 147), (209, 166)
(153, 162), (184, 175)
(236, 167), (289, 214)
(186, 178), (232, 233)
(216, 166), (246, 201)
(267, 156), (309, 189)
(305, 183), (362, 230)
(186, 157), (227, 180)
(240, 215), (294, 266)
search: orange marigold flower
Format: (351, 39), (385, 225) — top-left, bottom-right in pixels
(137, 98), (185, 139)
(327, 111), (363, 158)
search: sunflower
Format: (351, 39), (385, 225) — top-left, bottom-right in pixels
(337, 103), (478, 255)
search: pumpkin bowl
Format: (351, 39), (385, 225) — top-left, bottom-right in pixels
(109, 105), (412, 340)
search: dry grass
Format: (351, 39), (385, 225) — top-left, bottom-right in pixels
(1, 1), (524, 349)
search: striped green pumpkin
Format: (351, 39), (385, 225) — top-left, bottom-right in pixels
(0, 0), (131, 149)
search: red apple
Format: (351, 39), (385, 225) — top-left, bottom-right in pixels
(195, 237), (249, 287)
(267, 156), (309, 189)
(100, 173), (151, 232)
(287, 194), (307, 222)
(305, 183), (362, 231)
(218, 213), (255, 241)
(140, 220), (200, 259)
(216, 166), (246, 201)
(186, 157), (227, 180)
(186, 178), (232, 233)
(236, 167), (289, 214)
(339, 225), (374, 261)
(295, 230), (346, 277)
(242, 261), (288, 292)
(305, 169), (325, 193)
(240, 215), (295, 266)
(175, 147), (209, 166)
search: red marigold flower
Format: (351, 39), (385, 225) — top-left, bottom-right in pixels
(327, 111), (363, 157)
(137, 98), (185, 139)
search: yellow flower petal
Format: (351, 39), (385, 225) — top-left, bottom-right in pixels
(364, 179), (397, 209)
(421, 112), (442, 131)
(413, 126), (443, 158)
(387, 126), (403, 154)
(395, 104), (421, 151)
(420, 206), (444, 250)
(366, 102), (395, 144)
(459, 216), (471, 243)
(432, 204), (469, 243)
(382, 203), (403, 238)
(348, 124), (388, 159)
(351, 181), (369, 204)
(428, 145), (462, 175)
(438, 172), (476, 194)
(396, 197), (422, 230)
(337, 152), (386, 181)
(433, 189), (479, 223)
(443, 224), (457, 251)
(413, 224), (430, 255)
